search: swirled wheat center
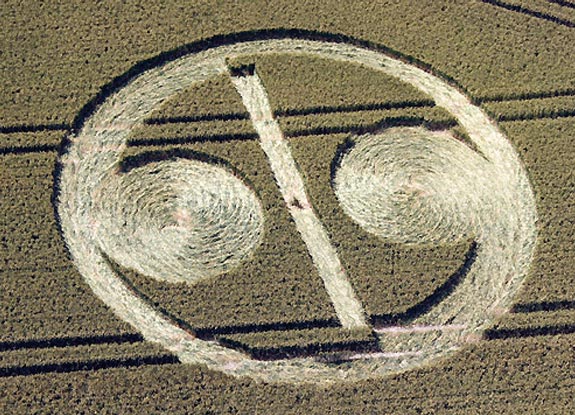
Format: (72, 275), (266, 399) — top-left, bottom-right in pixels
(91, 159), (264, 284)
(335, 126), (498, 245)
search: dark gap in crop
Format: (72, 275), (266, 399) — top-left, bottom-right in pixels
(0, 144), (59, 155)
(286, 117), (457, 140)
(128, 132), (259, 147)
(289, 197), (304, 209)
(121, 147), (238, 175)
(195, 318), (341, 340)
(118, 147), (258, 197)
(329, 137), (356, 188)
(484, 324), (575, 340)
(0, 333), (143, 352)
(143, 101), (435, 126)
(133, 118), (457, 147)
(476, 88), (575, 104)
(511, 300), (575, 313)
(217, 336), (379, 361)
(228, 63), (256, 77)
(0, 123), (70, 134)
(370, 241), (478, 328)
(145, 112), (249, 125)
(274, 99), (435, 117)
(496, 108), (575, 122)
(548, 0), (575, 10)
(51, 163), (65, 260)
(0, 354), (178, 378)
(51, 131), (76, 265)
(480, 0), (575, 28)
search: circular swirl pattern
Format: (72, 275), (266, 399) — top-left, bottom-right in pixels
(92, 159), (264, 284)
(334, 126), (496, 245)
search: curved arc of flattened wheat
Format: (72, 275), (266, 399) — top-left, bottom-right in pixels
(57, 39), (537, 383)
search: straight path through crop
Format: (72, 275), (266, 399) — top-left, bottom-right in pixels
(231, 68), (368, 329)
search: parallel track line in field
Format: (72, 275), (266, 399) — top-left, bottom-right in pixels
(479, 0), (575, 28)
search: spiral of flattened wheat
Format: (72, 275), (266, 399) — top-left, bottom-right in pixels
(91, 159), (264, 284)
(334, 126), (496, 245)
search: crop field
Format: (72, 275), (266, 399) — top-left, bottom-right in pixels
(1, 0), (575, 413)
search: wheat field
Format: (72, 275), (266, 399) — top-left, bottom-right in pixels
(1, 0), (574, 413)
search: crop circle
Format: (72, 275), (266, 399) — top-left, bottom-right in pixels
(92, 159), (264, 284)
(56, 35), (537, 383)
(334, 126), (494, 245)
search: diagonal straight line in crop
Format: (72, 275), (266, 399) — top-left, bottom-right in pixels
(230, 69), (368, 330)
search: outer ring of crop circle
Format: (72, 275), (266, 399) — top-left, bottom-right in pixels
(56, 32), (537, 384)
